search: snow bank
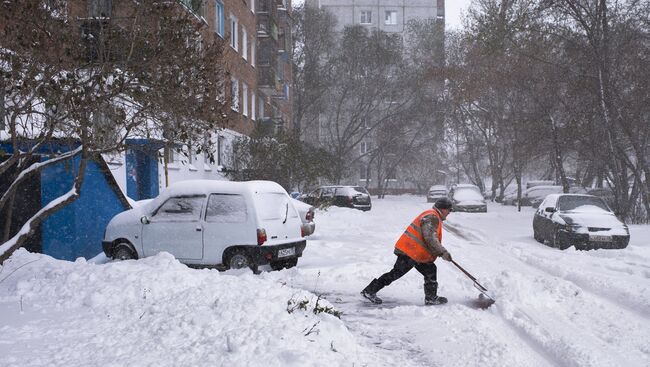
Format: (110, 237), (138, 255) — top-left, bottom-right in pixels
(0, 249), (375, 367)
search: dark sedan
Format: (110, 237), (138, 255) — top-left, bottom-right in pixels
(302, 185), (372, 211)
(533, 194), (630, 250)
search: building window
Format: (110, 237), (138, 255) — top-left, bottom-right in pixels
(251, 91), (256, 120)
(360, 10), (372, 24)
(360, 165), (370, 181)
(231, 78), (239, 112)
(215, 0), (224, 37)
(386, 168), (397, 181)
(360, 141), (372, 154)
(165, 145), (176, 164)
(230, 14), (238, 51)
(242, 28), (248, 60)
(242, 83), (249, 116)
(385, 10), (397, 25)
(251, 38), (255, 67)
(258, 95), (265, 118)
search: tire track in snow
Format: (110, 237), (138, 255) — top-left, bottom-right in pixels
(444, 221), (650, 366)
(446, 221), (650, 321)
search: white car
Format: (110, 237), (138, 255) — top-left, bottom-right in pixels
(102, 180), (306, 272)
(291, 198), (316, 236)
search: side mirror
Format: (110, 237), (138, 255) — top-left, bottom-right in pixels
(140, 216), (150, 224)
(544, 207), (556, 213)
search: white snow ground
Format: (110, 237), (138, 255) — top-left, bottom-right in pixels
(1, 195), (649, 366)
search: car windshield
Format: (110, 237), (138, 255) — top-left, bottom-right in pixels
(453, 188), (483, 201)
(528, 187), (561, 198)
(558, 196), (610, 212)
(336, 186), (368, 195)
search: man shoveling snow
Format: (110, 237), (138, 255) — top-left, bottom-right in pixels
(360, 197), (454, 306)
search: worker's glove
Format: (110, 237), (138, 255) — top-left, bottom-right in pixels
(441, 251), (452, 262)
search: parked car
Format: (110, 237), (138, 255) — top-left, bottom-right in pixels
(302, 185), (372, 211)
(532, 194), (630, 250)
(291, 198), (316, 236)
(102, 180), (307, 272)
(526, 180), (555, 189)
(586, 187), (616, 210)
(450, 184), (487, 213)
(530, 186), (588, 208)
(426, 185), (448, 203)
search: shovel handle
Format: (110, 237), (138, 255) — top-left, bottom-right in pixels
(450, 259), (477, 281)
(451, 259), (489, 292)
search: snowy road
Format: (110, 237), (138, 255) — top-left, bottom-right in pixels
(1, 195), (649, 366)
(267, 196), (650, 367)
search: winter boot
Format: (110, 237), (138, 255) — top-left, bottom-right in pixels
(424, 281), (448, 306)
(361, 279), (384, 304)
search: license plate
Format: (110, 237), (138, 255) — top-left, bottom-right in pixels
(278, 247), (295, 258)
(589, 234), (612, 242)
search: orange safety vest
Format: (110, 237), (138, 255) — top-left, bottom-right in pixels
(394, 209), (443, 263)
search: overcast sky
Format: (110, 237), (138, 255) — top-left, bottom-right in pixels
(446, 0), (472, 30)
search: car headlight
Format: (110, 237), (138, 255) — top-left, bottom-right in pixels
(563, 223), (581, 232)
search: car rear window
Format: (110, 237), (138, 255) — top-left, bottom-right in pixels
(206, 194), (247, 223)
(255, 193), (298, 220)
(453, 188), (483, 201)
(558, 196), (610, 212)
(336, 186), (368, 195)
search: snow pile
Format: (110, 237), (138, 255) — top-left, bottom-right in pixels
(0, 250), (375, 367)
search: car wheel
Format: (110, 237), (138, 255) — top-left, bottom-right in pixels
(228, 251), (251, 270)
(114, 244), (135, 260)
(270, 258), (298, 271)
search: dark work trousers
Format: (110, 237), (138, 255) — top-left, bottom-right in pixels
(376, 254), (437, 289)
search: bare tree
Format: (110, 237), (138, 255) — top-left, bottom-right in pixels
(0, 0), (229, 262)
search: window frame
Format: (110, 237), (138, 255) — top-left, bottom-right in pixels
(242, 27), (248, 60)
(215, 0), (225, 37)
(385, 10), (397, 25)
(230, 77), (239, 112)
(360, 10), (372, 24)
(242, 82), (249, 116)
(230, 14), (238, 51)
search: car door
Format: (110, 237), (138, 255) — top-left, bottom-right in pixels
(202, 193), (254, 264)
(141, 195), (205, 260)
(537, 196), (558, 240)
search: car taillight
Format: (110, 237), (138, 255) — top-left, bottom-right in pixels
(347, 196), (353, 204)
(257, 228), (267, 246)
(301, 226), (305, 237)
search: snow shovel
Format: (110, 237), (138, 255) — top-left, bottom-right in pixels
(450, 259), (496, 309)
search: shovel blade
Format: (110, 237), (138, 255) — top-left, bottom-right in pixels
(472, 284), (495, 309)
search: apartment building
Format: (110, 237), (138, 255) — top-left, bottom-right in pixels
(62, 1), (292, 196)
(307, 0), (444, 34)
(304, 0), (445, 194)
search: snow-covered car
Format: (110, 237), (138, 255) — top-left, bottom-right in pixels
(426, 185), (448, 203)
(503, 185), (562, 206)
(102, 180), (307, 271)
(450, 184), (487, 213)
(302, 185), (371, 211)
(291, 198), (316, 236)
(533, 194), (630, 250)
